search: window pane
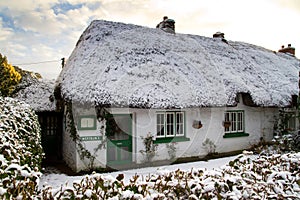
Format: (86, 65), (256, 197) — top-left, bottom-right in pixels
(107, 146), (117, 162)
(120, 146), (130, 161)
(224, 112), (230, 132)
(80, 117), (95, 129)
(166, 113), (175, 136)
(237, 112), (243, 131)
(176, 112), (184, 136)
(231, 112), (237, 132)
(107, 115), (131, 140)
(156, 114), (165, 137)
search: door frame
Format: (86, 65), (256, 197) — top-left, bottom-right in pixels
(38, 111), (63, 161)
(106, 113), (133, 166)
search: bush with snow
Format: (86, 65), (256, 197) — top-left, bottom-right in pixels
(41, 152), (300, 199)
(257, 132), (300, 156)
(0, 97), (43, 199)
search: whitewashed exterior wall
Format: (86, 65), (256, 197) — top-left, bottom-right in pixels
(120, 98), (278, 164)
(63, 96), (279, 172)
(62, 104), (107, 172)
(62, 106), (77, 172)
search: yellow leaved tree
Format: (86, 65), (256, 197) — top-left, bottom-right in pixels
(0, 54), (22, 96)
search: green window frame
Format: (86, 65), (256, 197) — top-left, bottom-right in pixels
(155, 111), (189, 143)
(223, 110), (249, 138)
(78, 115), (97, 130)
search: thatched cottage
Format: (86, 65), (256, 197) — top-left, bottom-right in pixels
(53, 20), (299, 172)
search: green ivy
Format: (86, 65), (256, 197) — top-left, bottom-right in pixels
(140, 133), (158, 163)
(66, 103), (108, 171)
(66, 102), (96, 170)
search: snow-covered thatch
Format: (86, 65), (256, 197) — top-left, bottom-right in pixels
(58, 20), (300, 108)
(14, 79), (56, 112)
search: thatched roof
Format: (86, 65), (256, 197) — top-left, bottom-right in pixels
(14, 79), (56, 112)
(57, 20), (300, 108)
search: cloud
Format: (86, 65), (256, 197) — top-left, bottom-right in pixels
(0, 0), (94, 36)
(0, 1), (95, 63)
(0, 18), (13, 41)
(13, 10), (63, 35)
(2, 42), (27, 59)
(0, 0), (58, 13)
(277, 0), (300, 12)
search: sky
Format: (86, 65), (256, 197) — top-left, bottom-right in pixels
(0, 0), (300, 80)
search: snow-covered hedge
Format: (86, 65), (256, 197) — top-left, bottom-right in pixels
(0, 97), (43, 199)
(41, 152), (300, 199)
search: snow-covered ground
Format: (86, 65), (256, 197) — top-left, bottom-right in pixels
(39, 155), (250, 191)
(35, 152), (300, 199)
(39, 155), (244, 189)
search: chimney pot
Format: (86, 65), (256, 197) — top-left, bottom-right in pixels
(278, 44), (295, 56)
(213, 32), (225, 39)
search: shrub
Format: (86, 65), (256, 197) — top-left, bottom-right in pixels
(272, 132), (300, 153)
(202, 138), (216, 155)
(40, 152), (300, 199)
(291, 132), (300, 151)
(0, 97), (43, 199)
(0, 54), (21, 96)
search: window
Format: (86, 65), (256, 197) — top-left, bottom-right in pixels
(224, 111), (244, 133)
(156, 112), (185, 138)
(223, 110), (248, 138)
(282, 110), (297, 132)
(176, 112), (184, 136)
(78, 115), (97, 130)
(156, 113), (165, 137)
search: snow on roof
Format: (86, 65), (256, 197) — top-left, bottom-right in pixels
(58, 20), (300, 108)
(14, 79), (56, 112)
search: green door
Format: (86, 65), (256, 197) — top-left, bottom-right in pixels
(106, 114), (132, 167)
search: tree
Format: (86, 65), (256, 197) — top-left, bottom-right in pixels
(0, 54), (21, 96)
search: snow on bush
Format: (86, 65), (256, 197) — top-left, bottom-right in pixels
(0, 96), (43, 199)
(41, 152), (300, 199)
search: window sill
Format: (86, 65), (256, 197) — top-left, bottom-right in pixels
(223, 132), (249, 138)
(154, 136), (190, 144)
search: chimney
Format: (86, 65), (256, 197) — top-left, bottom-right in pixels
(213, 31), (228, 44)
(213, 32), (225, 39)
(278, 44), (295, 56)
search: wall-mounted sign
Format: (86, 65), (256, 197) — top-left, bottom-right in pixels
(80, 136), (102, 141)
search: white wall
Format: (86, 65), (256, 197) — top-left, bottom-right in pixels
(62, 105), (77, 172)
(62, 103), (107, 172)
(128, 96), (278, 164)
(63, 96), (279, 171)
